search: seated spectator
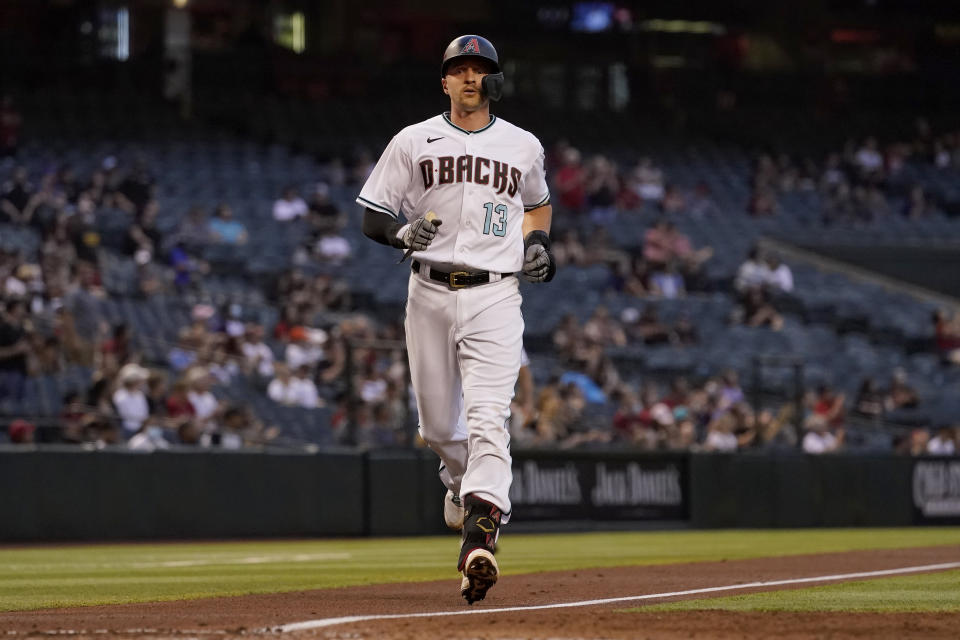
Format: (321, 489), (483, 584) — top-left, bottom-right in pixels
(643, 219), (712, 280)
(807, 384), (846, 431)
(267, 362), (319, 408)
(126, 200), (163, 260)
(218, 407), (248, 449)
(854, 136), (884, 180)
(0, 299), (29, 402)
(176, 419), (205, 446)
(285, 325), (326, 371)
(764, 253), (793, 294)
(552, 313), (583, 360)
(748, 182), (779, 217)
(633, 157), (665, 204)
(185, 366), (220, 425)
(927, 426), (956, 456)
(552, 229), (587, 267)
(207, 204), (248, 245)
(932, 309), (960, 365)
(885, 368), (919, 411)
(127, 420), (170, 452)
(820, 152), (847, 191)
(624, 305), (673, 345)
(659, 184), (685, 215)
(273, 185), (308, 222)
(307, 182), (344, 232)
(716, 370), (745, 413)
(554, 147), (586, 214)
(115, 159), (156, 215)
(145, 371), (169, 416)
(853, 377), (885, 418)
(8, 418), (35, 445)
(165, 379), (195, 418)
(648, 261), (685, 299)
(0, 166), (33, 224)
(112, 363), (151, 436)
(240, 324), (275, 378)
(904, 184), (930, 219)
(314, 231), (351, 264)
(583, 306), (627, 347)
(704, 414), (739, 452)
(584, 155), (619, 225)
(802, 414), (844, 454)
(737, 287), (784, 330)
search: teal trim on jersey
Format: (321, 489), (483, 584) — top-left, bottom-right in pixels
(358, 196), (398, 218)
(523, 193), (551, 211)
(442, 112), (497, 135)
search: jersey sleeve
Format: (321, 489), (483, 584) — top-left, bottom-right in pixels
(356, 134), (413, 219)
(521, 144), (550, 211)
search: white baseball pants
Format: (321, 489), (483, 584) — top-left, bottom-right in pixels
(405, 268), (521, 521)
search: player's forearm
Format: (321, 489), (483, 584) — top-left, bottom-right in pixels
(362, 208), (407, 249)
(522, 204), (552, 237)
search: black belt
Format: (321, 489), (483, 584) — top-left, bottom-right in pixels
(412, 260), (512, 289)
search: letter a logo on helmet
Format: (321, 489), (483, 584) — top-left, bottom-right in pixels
(461, 38), (480, 54)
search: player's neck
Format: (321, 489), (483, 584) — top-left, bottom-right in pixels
(447, 105), (492, 132)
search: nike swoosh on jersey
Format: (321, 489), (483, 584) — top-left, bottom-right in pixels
(427, 137), (444, 143)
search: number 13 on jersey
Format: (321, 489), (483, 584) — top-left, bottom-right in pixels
(482, 202), (507, 237)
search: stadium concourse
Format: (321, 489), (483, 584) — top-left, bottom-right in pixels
(1, 91), (959, 456)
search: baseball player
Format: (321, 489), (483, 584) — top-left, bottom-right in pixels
(359, 35), (554, 604)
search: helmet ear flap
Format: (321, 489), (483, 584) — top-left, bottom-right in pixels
(482, 72), (504, 102)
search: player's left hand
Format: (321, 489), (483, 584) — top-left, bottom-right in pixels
(521, 231), (556, 283)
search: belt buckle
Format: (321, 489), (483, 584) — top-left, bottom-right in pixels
(449, 271), (470, 289)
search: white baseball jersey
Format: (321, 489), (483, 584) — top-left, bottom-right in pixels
(357, 112), (550, 274)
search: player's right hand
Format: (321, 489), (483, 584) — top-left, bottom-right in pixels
(402, 215), (442, 251)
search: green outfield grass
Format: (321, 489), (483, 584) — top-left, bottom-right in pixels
(1, 528), (959, 612)
(634, 569), (960, 613)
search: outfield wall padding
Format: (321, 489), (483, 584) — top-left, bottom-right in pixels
(0, 448), (939, 540)
(689, 453), (916, 528)
(0, 448), (365, 540)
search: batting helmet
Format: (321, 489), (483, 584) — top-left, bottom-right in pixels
(441, 35), (504, 102)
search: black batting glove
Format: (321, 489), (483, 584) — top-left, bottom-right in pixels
(401, 216), (442, 251)
(521, 230), (556, 283)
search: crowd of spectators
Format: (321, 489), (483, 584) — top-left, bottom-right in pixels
(0, 117), (397, 450)
(1, 97), (957, 455)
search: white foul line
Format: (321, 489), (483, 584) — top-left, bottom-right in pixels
(272, 561), (960, 633)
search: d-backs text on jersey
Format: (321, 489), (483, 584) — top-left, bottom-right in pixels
(419, 155), (521, 197)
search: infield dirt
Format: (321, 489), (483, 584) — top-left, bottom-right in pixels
(2, 545), (958, 639)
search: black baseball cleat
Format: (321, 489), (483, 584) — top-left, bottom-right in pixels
(457, 495), (501, 605)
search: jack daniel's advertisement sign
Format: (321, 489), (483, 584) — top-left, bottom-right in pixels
(509, 453), (688, 521)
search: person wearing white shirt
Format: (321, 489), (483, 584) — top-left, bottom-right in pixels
(764, 254), (794, 293)
(267, 363), (299, 405)
(854, 137), (883, 174)
(285, 327), (326, 371)
(241, 325), (275, 378)
(802, 417), (843, 454)
(292, 364), (320, 408)
(268, 363), (319, 408)
(128, 423), (170, 451)
(113, 363), (151, 435)
(927, 428), (957, 456)
(272, 186), (309, 221)
(735, 247), (769, 294)
(185, 366), (219, 422)
(704, 418), (739, 452)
